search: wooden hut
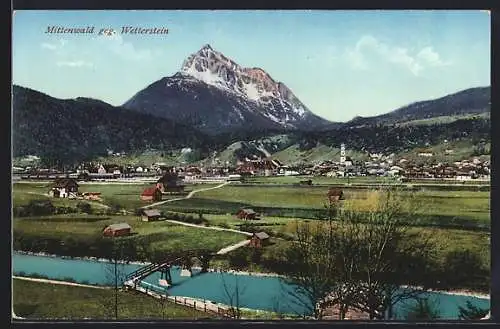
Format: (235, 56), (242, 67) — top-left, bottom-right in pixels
(103, 223), (131, 237)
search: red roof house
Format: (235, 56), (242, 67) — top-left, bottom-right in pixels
(141, 187), (162, 202)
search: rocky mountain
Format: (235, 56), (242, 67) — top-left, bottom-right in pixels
(12, 85), (211, 165)
(123, 44), (331, 134)
(347, 86), (490, 127)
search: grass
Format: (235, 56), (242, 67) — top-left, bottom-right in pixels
(13, 215), (246, 254)
(189, 185), (490, 223)
(13, 182), (220, 212)
(12, 278), (214, 320)
(275, 220), (490, 269)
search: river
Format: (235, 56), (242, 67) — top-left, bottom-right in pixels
(12, 252), (489, 319)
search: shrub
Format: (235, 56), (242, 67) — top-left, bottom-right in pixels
(219, 223), (230, 229)
(24, 200), (56, 216)
(76, 202), (92, 214)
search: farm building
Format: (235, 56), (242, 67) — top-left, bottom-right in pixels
(327, 188), (344, 202)
(141, 187), (163, 202)
(236, 208), (259, 220)
(249, 232), (270, 248)
(157, 172), (185, 193)
(141, 209), (162, 222)
(48, 178), (79, 198)
(103, 223), (131, 237)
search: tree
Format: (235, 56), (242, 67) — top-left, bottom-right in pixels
(279, 188), (439, 320)
(443, 249), (485, 288)
(103, 238), (128, 320)
(405, 297), (440, 320)
(458, 301), (489, 320)
(342, 189), (438, 320)
(279, 219), (337, 319)
(220, 273), (247, 319)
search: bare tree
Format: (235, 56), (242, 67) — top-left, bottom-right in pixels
(103, 238), (128, 320)
(220, 273), (247, 319)
(157, 294), (168, 320)
(339, 188), (438, 320)
(278, 188), (438, 320)
(279, 219), (337, 320)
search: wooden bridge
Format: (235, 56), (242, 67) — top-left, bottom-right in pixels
(123, 250), (213, 290)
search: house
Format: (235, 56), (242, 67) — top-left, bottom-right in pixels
(103, 223), (131, 237)
(141, 209), (162, 222)
(49, 178), (79, 198)
(249, 232), (270, 248)
(97, 165), (107, 174)
(141, 187), (162, 202)
(327, 188), (344, 202)
(236, 208), (259, 220)
(157, 172), (185, 193)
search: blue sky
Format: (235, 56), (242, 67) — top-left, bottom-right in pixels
(12, 10), (490, 122)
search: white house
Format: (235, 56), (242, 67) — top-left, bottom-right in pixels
(97, 165), (107, 174)
(136, 167), (144, 173)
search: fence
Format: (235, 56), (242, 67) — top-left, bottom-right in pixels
(129, 280), (233, 318)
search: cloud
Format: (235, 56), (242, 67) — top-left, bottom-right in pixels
(417, 47), (452, 67)
(100, 33), (155, 61)
(40, 39), (67, 51)
(344, 35), (451, 76)
(56, 60), (93, 68)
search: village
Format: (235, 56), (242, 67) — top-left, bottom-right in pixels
(13, 143), (491, 183)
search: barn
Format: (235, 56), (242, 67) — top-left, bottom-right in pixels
(249, 232), (270, 248)
(236, 208), (259, 220)
(141, 209), (162, 222)
(103, 223), (131, 237)
(141, 187), (162, 202)
(327, 188), (344, 202)
(49, 178), (79, 198)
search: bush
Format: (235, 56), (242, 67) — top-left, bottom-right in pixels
(442, 249), (486, 287)
(76, 202), (92, 214)
(23, 200), (56, 216)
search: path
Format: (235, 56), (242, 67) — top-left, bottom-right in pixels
(142, 181), (230, 209)
(164, 219), (253, 236)
(216, 239), (251, 255)
(141, 181), (253, 255)
(12, 276), (109, 289)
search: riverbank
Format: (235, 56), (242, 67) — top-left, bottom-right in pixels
(13, 250), (489, 300)
(12, 278), (213, 320)
(12, 276), (111, 289)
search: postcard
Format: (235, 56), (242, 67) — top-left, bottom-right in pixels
(11, 9), (491, 321)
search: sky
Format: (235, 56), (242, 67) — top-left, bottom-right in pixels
(12, 10), (490, 122)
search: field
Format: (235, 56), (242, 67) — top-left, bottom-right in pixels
(12, 278), (214, 320)
(160, 185), (490, 229)
(12, 182), (218, 212)
(13, 215), (245, 254)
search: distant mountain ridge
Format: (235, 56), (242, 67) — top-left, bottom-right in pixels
(346, 86), (490, 127)
(12, 85), (211, 165)
(123, 44), (331, 134)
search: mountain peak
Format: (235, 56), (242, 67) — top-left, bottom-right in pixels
(179, 45), (305, 113)
(201, 43), (213, 51)
(124, 44), (331, 134)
